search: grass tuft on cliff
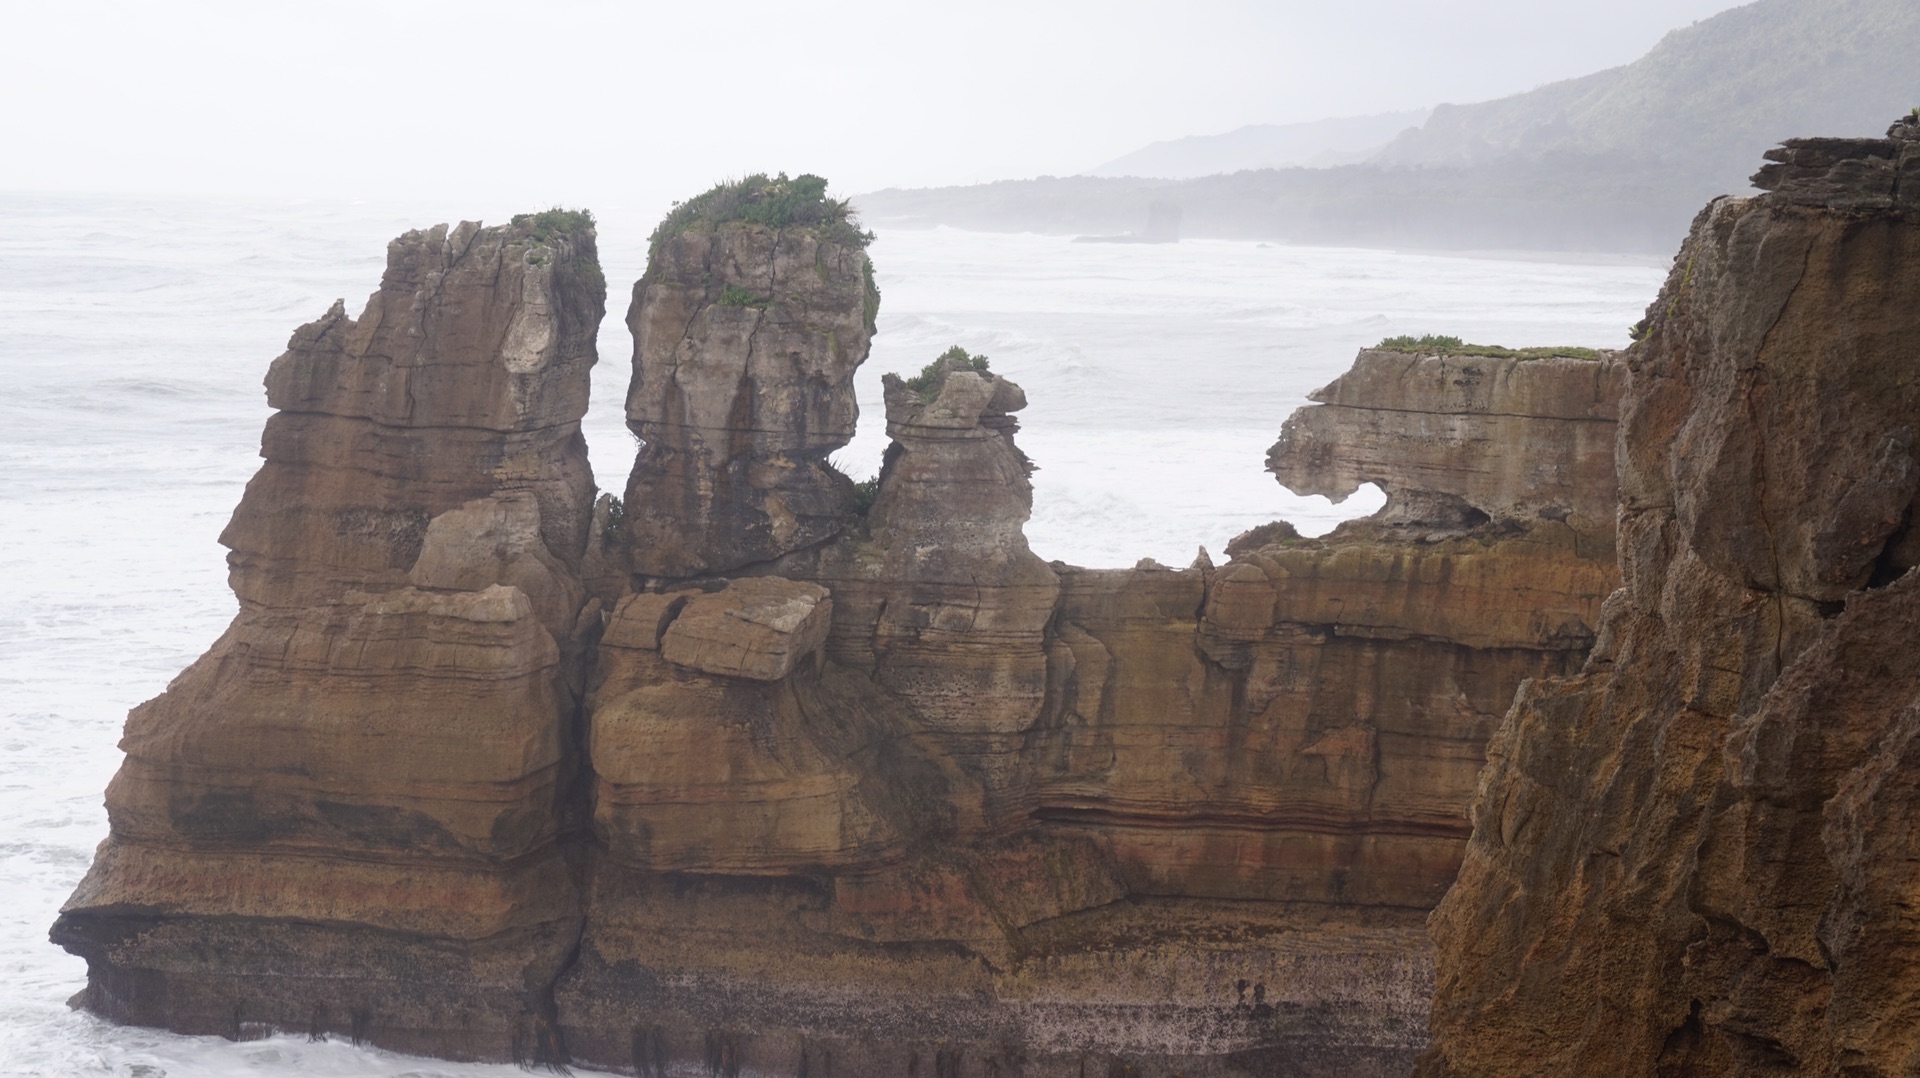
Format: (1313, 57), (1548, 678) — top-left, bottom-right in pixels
(904, 345), (991, 399)
(1376, 334), (1603, 360)
(650, 173), (874, 263)
(718, 283), (771, 309)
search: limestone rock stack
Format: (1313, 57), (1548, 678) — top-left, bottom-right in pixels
(1420, 128), (1920, 1076)
(56, 175), (1653, 1076)
(808, 352), (1061, 815)
(52, 214), (606, 1063)
(621, 182), (877, 577)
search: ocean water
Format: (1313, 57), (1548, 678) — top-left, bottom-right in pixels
(0, 190), (1667, 1077)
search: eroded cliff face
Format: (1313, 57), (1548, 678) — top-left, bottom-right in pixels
(554, 204), (1622, 1072)
(56, 189), (1628, 1076)
(1421, 124), (1920, 1076)
(51, 215), (606, 1062)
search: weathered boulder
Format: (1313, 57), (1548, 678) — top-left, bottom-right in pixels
(655, 576), (832, 681)
(622, 176), (877, 577)
(52, 213), (606, 1064)
(1421, 133), (1920, 1076)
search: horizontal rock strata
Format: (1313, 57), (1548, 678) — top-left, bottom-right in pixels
(58, 186), (1633, 1076)
(566, 235), (1622, 1071)
(52, 214), (606, 1063)
(1420, 128), (1920, 1076)
(1270, 347), (1625, 535)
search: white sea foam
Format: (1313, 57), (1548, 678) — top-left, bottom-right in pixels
(0, 192), (1667, 1076)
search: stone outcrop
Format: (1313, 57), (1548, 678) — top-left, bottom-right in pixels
(1421, 127), (1920, 1076)
(56, 182), (1635, 1076)
(559, 311), (1620, 1074)
(621, 208), (877, 577)
(1749, 111), (1920, 213)
(51, 213), (606, 1063)
(799, 352), (1060, 815)
(1270, 348), (1624, 534)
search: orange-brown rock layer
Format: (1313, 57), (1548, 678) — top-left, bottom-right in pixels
(52, 215), (606, 1063)
(1035, 517), (1615, 912)
(1421, 131), (1920, 1077)
(56, 191), (1633, 1075)
(796, 355), (1060, 819)
(558, 326), (1618, 1072)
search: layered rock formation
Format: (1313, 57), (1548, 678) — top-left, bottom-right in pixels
(1421, 126), (1920, 1076)
(1272, 348), (1624, 534)
(573, 256), (1623, 1071)
(52, 213), (606, 1062)
(799, 351), (1060, 814)
(621, 188), (877, 577)
(57, 182), (1634, 1076)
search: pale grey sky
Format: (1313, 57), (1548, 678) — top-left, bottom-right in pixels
(1, 0), (1745, 217)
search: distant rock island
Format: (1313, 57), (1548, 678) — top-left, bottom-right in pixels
(51, 119), (1920, 1076)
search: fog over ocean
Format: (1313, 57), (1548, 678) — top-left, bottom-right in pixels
(0, 191), (1665, 1077)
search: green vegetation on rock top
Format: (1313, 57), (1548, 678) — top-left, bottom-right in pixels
(510, 207), (603, 293)
(649, 173), (874, 264)
(1375, 334), (1603, 360)
(512, 207), (595, 241)
(903, 345), (991, 398)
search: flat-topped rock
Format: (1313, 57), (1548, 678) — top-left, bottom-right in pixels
(1751, 117), (1920, 211)
(658, 576), (831, 681)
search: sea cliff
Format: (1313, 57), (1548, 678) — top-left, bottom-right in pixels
(1420, 116), (1920, 1076)
(54, 179), (1624, 1073)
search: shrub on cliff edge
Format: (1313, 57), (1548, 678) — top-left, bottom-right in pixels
(511, 207), (605, 295)
(649, 173), (873, 262)
(1377, 333), (1602, 360)
(903, 345), (991, 399)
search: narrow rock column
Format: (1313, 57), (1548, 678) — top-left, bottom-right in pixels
(622, 178), (877, 577)
(52, 213), (605, 1063)
(843, 355), (1059, 810)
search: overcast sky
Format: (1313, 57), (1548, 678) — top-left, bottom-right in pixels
(3, 0), (1745, 219)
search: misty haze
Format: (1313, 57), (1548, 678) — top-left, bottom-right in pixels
(4, 0), (1918, 1075)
